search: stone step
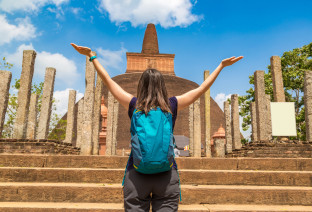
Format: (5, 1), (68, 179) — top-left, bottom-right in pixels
(1, 202), (312, 212)
(1, 154), (312, 171)
(1, 182), (312, 205)
(1, 167), (312, 187)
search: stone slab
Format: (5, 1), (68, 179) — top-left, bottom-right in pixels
(1, 167), (312, 186)
(1, 182), (312, 205)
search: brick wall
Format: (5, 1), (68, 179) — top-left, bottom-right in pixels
(0, 139), (80, 155)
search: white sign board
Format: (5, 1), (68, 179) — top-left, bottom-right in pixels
(270, 102), (297, 136)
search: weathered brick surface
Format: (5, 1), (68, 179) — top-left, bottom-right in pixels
(102, 73), (225, 151)
(126, 53), (175, 75)
(0, 139), (80, 155)
(227, 141), (312, 158)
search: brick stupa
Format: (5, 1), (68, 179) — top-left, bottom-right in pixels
(100, 23), (225, 154)
(126, 23), (175, 75)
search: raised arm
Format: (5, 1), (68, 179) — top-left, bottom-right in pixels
(176, 56), (243, 111)
(71, 43), (133, 110)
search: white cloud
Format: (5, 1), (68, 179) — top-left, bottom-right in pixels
(0, 15), (37, 45)
(7, 44), (79, 86)
(0, 0), (69, 13)
(96, 46), (127, 70)
(70, 7), (82, 15)
(215, 93), (232, 111)
(53, 88), (84, 116)
(98, 0), (202, 28)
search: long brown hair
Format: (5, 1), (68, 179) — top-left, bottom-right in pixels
(136, 69), (172, 115)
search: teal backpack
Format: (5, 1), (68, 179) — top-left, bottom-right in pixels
(130, 107), (175, 174)
(122, 106), (182, 201)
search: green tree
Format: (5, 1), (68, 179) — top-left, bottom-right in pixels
(0, 57), (13, 70)
(239, 42), (312, 141)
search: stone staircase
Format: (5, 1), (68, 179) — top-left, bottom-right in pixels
(0, 154), (312, 211)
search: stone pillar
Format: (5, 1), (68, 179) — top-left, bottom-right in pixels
(224, 101), (232, 153)
(37, 67), (56, 139)
(193, 98), (201, 157)
(64, 90), (76, 144)
(26, 93), (38, 139)
(80, 55), (96, 155)
(0, 71), (12, 137)
(214, 138), (225, 158)
(106, 91), (114, 156)
(304, 71), (312, 142)
(13, 50), (36, 138)
(270, 56), (286, 102)
(265, 94), (272, 140)
(76, 99), (84, 148)
(231, 94), (241, 150)
(204, 70), (211, 157)
(271, 56), (289, 141)
(92, 75), (104, 155)
(112, 98), (119, 155)
(250, 102), (258, 142)
(254, 71), (267, 141)
(188, 103), (194, 157)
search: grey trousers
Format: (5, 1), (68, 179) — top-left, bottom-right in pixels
(123, 168), (180, 212)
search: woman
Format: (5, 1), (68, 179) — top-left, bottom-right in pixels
(71, 43), (243, 211)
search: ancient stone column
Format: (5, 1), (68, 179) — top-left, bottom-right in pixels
(64, 90), (76, 144)
(214, 138), (225, 158)
(270, 56), (286, 102)
(37, 67), (56, 139)
(75, 99), (84, 148)
(204, 70), (211, 157)
(304, 71), (312, 142)
(188, 103), (194, 157)
(254, 71), (267, 141)
(265, 94), (272, 140)
(224, 101), (232, 153)
(112, 98), (119, 155)
(13, 50), (36, 138)
(92, 75), (104, 155)
(193, 98), (201, 157)
(106, 91), (114, 156)
(231, 94), (241, 150)
(0, 71), (12, 137)
(80, 55), (96, 155)
(271, 56), (289, 141)
(26, 93), (38, 139)
(250, 102), (258, 142)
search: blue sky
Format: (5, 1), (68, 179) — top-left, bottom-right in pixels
(1, 0), (312, 138)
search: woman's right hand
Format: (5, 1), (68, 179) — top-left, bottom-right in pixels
(220, 56), (244, 68)
(71, 43), (94, 57)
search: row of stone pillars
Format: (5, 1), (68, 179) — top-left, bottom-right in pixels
(0, 50), (111, 156)
(250, 56), (285, 142)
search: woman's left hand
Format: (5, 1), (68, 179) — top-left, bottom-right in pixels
(71, 43), (94, 57)
(221, 56), (244, 68)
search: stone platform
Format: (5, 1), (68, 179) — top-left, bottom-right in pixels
(0, 154), (312, 211)
(227, 141), (312, 158)
(0, 139), (80, 155)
